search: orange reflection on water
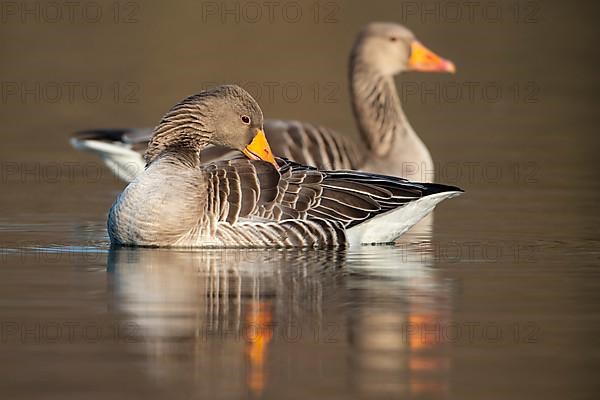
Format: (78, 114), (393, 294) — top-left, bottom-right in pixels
(245, 301), (273, 395)
(408, 313), (441, 350)
(407, 313), (449, 397)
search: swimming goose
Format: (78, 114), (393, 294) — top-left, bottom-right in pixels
(108, 85), (462, 248)
(72, 22), (454, 182)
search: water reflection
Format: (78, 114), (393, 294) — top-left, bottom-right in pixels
(107, 242), (452, 398)
(346, 246), (452, 398)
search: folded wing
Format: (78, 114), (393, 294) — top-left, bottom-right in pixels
(198, 157), (461, 247)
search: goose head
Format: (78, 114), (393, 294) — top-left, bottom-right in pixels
(145, 85), (277, 168)
(352, 22), (455, 76)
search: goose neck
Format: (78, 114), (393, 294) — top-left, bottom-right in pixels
(350, 60), (410, 157)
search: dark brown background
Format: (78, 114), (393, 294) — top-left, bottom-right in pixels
(0, 1), (599, 399)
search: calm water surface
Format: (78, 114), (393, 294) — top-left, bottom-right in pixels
(1, 1), (599, 399)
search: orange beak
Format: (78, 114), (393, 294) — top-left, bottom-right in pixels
(242, 129), (279, 169)
(408, 41), (456, 73)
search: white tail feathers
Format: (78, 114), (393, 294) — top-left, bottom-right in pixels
(70, 137), (145, 182)
(346, 191), (462, 246)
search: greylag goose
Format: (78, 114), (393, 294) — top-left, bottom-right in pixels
(108, 85), (462, 248)
(72, 22), (454, 182)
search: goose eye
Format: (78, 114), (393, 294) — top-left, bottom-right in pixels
(389, 37), (397, 42)
(241, 115), (251, 124)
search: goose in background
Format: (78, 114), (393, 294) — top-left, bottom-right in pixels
(72, 22), (455, 182)
(108, 85), (462, 248)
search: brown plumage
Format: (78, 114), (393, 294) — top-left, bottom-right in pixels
(107, 85), (462, 248)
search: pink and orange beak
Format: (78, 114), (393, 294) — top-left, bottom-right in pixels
(242, 129), (279, 170)
(408, 41), (456, 73)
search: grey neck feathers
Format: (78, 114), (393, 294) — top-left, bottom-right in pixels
(350, 56), (410, 157)
(144, 100), (214, 166)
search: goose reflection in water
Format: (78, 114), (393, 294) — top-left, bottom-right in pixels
(345, 244), (453, 398)
(107, 242), (453, 398)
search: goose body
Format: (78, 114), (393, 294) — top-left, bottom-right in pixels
(71, 22), (455, 181)
(109, 156), (461, 248)
(107, 85), (462, 248)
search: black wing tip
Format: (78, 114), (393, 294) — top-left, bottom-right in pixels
(273, 159), (464, 197)
(71, 128), (130, 142)
(421, 183), (464, 196)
